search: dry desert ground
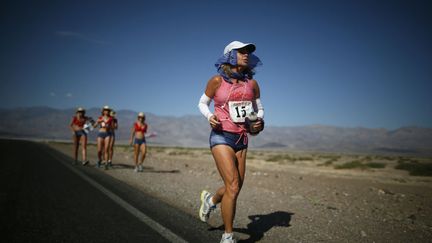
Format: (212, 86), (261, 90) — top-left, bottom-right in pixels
(48, 142), (432, 243)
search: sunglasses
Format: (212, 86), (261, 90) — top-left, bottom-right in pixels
(237, 48), (251, 55)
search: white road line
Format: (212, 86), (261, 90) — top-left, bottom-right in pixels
(49, 151), (188, 243)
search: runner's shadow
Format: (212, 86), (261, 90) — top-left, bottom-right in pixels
(237, 211), (293, 242)
(142, 169), (180, 174)
(209, 211), (293, 243)
(112, 163), (135, 169)
(111, 164), (180, 173)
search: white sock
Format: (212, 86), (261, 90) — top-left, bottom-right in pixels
(223, 232), (233, 239)
(208, 196), (215, 207)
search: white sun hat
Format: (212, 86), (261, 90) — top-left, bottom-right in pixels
(102, 105), (111, 111)
(138, 112), (145, 117)
(76, 107), (85, 112)
(223, 41), (256, 55)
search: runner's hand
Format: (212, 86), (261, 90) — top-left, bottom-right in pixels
(209, 115), (220, 129)
(253, 119), (264, 132)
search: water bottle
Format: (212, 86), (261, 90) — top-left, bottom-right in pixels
(88, 118), (95, 129)
(83, 123), (90, 134)
(83, 118), (95, 134)
(245, 111), (260, 135)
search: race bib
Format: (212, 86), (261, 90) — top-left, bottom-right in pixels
(228, 101), (254, 123)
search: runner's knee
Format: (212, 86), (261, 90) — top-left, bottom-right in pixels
(225, 179), (240, 199)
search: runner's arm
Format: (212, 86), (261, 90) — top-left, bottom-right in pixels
(198, 93), (213, 121)
(255, 98), (264, 119)
(198, 75), (221, 121)
(129, 125), (135, 144)
(251, 80), (264, 119)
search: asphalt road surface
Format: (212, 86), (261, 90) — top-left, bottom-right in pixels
(0, 139), (220, 242)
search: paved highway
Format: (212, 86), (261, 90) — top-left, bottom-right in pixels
(0, 139), (220, 242)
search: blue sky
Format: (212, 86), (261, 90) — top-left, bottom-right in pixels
(1, 0), (431, 129)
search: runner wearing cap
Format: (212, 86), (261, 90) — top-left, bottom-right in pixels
(95, 105), (113, 169)
(69, 107), (90, 165)
(197, 41), (265, 243)
(107, 110), (118, 168)
(129, 112), (148, 172)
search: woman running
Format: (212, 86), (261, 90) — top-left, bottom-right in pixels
(107, 110), (118, 168)
(129, 112), (148, 172)
(197, 41), (264, 243)
(69, 107), (90, 165)
(95, 105), (113, 169)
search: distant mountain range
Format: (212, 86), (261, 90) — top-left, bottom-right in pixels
(1, 106), (431, 156)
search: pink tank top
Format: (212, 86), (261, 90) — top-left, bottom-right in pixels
(214, 77), (256, 134)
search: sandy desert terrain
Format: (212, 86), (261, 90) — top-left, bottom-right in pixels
(48, 142), (432, 242)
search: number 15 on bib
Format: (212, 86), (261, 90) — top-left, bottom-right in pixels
(228, 101), (254, 123)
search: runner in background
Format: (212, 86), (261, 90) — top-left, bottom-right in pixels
(198, 41), (264, 243)
(129, 112), (148, 173)
(107, 109), (118, 168)
(95, 105), (113, 169)
(69, 107), (90, 165)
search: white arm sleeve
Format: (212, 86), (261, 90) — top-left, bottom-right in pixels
(198, 93), (213, 121)
(255, 98), (264, 119)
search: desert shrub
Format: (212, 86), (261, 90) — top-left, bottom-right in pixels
(318, 154), (341, 160)
(398, 157), (417, 164)
(365, 162), (386, 168)
(168, 150), (194, 156)
(317, 159), (335, 167)
(395, 162), (432, 176)
(335, 161), (385, 170)
(266, 154), (296, 162)
(266, 154), (285, 162)
(254, 152), (265, 156)
(374, 155), (396, 161)
(334, 160), (366, 169)
(297, 156), (314, 161)
(155, 148), (165, 153)
(201, 150), (212, 155)
(147, 146), (166, 153)
(266, 153), (315, 163)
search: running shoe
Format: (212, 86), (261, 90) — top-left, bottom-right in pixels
(104, 162), (108, 170)
(96, 160), (101, 168)
(108, 161), (113, 168)
(220, 233), (236, 243)
(134, 166), (138, 173)
(82, 160), (89, 166)
(199, 190), (216, 222)
(138, 165), (143, 172)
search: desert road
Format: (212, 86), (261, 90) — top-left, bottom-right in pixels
(0, 139), (219, 242)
